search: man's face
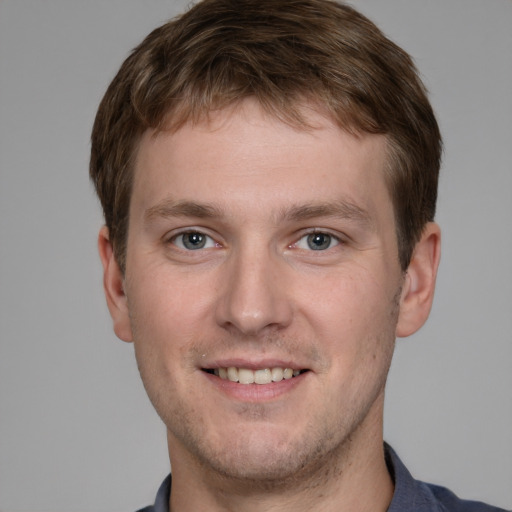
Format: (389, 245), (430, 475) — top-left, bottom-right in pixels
(113, 100), (407, 482)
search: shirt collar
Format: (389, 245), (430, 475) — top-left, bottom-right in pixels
(385, 443), (444, 512)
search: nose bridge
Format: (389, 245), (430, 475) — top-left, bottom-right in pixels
(215, 239), (292, 335)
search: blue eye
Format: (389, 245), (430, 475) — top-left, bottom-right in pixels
(173, 232), (216, 250)
(296, 232), (339, 251)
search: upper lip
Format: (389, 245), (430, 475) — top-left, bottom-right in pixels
(201, 358), (310, 371)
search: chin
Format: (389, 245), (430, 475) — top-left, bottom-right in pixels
(173, 419), (346, 488)
(200, 447), (317, 485)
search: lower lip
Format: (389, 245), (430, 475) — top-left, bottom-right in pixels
(202, 371), (309, 402)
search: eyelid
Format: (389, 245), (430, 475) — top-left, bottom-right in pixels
(291, 229), (344, 251)
(165, 228), (220, 250)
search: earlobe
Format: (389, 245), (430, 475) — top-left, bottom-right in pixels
(396, 222), (441, 338)
(97, 226), (133, 342)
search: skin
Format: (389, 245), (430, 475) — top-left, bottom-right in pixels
(99, 100), (441, 512)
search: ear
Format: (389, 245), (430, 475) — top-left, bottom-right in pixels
(97, 226), (133, 342)
(396, 222), (441, 338)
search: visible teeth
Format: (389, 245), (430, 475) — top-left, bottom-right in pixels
(238, 368), (255, 384)
(271, 367), (283, 382)
(227, 367), (238, 382)
(254, 368), (272, 384)
(213, 367), (303, 384)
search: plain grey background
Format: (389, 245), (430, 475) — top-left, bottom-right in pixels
(1, 1), (511, 511)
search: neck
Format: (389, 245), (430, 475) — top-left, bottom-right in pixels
(167, 400), (393, 512)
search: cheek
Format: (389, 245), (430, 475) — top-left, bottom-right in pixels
(128, 274), (202, 396)
(129, 267), (214, 336)
(298, 266), (399, 360)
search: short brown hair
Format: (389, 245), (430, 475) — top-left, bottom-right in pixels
(90, 0), (441, 272)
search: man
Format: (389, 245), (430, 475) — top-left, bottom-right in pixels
(90, 0), (508, 511)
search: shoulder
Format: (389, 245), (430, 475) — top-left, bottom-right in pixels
(425, 482), (510, 512)
(386, 444), (510, 512)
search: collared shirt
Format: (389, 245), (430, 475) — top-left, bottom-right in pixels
(137, 445), (510, 512)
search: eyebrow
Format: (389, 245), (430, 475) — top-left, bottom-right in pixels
(282, 202), (372, 227)
(144, 199), (222, 222)
(144, 198), (373, 228)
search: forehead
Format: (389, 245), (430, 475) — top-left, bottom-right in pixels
(131, 100), (391, 223)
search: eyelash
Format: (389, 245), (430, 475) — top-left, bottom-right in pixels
(167, 229), (343, 253)
(292, 231), (342, 252)
(168, 231), (219, 251)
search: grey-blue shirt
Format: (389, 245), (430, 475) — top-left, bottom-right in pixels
(137, 445), (510, 511)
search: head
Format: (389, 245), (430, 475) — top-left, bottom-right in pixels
(91, 0), (442, 498)
(90, 0), (441, 274)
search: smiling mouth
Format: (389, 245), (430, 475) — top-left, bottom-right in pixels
(203, 367), (308, 385)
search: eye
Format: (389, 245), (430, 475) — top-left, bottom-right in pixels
(295, 232), (340, 251)
(172, 231), (217, 250)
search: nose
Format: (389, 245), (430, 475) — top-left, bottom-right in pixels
(214, 246), (293, 336)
